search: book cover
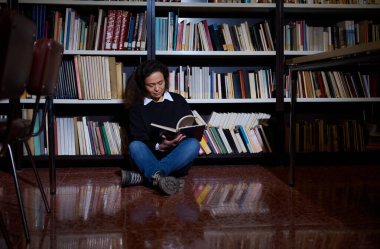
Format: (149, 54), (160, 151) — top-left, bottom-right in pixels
(151, 115), (205, 141)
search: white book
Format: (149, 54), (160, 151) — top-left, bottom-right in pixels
(253, 126), (266, 153)
(56, 118), (61, 155)
(229, 128), (242, 153)
(78, 56), (88, 99)
(110, 122), (121, 155)
(58, 118), (64, 155)
(258, 24), (268, 51)
(169, 70), (175, 93)
(104, 57), (111, 99)
(223, 23), (233, 51)
(109, 122), (121, 154)
(101, 56), (108, 99)
(76, 120), (85, 155)
(197, 21), (209, 51)
(217, 127), (233, 154)
(220, 112), (230, 129)
(208, 111), (217, 127)
(84, 56), (94, 99)
(63, 118), (70, 155)
(248, 72), (256, 99)
(69, 117), (76, 155)
(217, 73), (222, 99)
(82, 117), (93, 155)
(96, 57), (103, 99)
(243, 21), (254, 51)
(179, 66), (184, 97)
(104, 122), (117, 155)
(248, 128), (263, 153)
(242, 113), (251, 128)
(192, 109), (207, 126)
(234, 128), (247, 153)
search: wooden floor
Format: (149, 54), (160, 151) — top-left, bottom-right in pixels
(0, 164), (380, 249)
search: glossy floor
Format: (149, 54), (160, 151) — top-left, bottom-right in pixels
(0, 164), (379, 249)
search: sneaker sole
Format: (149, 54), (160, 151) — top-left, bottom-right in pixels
(159, 177), (185, 195)
(121, 170), (127, 187)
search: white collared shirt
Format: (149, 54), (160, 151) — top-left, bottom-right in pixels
(144, 91), (173, 105)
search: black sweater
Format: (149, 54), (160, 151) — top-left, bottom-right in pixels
(128, 92), (192, 152)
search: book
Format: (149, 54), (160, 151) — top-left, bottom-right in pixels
(150, 115), (205, 141)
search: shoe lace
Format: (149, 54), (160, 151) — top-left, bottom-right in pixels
(152, 171), (161, 186)
(130, 172), (142, 185)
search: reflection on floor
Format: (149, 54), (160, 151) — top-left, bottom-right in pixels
(0, 165), (380, 249)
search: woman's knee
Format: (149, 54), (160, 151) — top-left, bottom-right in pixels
(185, 138), (200, 154)
(129, 140), (146, 154)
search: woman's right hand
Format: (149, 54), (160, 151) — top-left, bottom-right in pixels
(159, 133), (186, 150)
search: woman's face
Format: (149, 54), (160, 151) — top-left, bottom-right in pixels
(144, 71), (166, 102)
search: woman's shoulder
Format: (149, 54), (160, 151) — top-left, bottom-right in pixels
(169, 92), (186, 101)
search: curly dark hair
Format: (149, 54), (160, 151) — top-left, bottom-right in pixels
(124, 60), (169, 108)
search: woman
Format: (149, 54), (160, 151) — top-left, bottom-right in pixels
(121, 60), (200, 195)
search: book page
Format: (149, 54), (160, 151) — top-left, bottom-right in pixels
(176, 115), (196, 129)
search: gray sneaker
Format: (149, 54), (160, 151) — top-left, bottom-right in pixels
(121, 170), (144, 187)
(152, 171), (185, 195)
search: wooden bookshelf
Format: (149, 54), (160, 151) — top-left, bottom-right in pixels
(286, 41), (380, 186)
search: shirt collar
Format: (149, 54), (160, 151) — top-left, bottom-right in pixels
(144, 91), (173, 105)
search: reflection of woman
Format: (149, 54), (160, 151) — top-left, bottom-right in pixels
(121, 60), (200, 195)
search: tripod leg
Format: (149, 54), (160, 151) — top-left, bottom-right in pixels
(0, 211), (13, 249)
(7, 144), (30, 241)
(24, 142), (50, 213)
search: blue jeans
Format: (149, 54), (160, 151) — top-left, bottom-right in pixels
(129, 138), (200, 183)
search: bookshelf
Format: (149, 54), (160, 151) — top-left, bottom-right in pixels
(286, 41), (380, 185)
(5, 0), (378, 189)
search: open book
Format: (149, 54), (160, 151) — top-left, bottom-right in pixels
(151, 115), (205, 141)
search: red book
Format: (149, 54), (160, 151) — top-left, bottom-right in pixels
(95, 126), (105, 155)
(238, 70), (246, 99)
(112, 10), (123, 50)
(202, 20), (214, 51)
(104, 10), (116, 50)
(317, 71), (326, 98)
(118, 11), (129, 50)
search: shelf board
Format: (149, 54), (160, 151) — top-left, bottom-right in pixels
(286, 41), (380, 65)
(4, 98), (380, 105)
(187, 98), (276, 104)
(284, 3), (380, 13)
(63, 50), (147, 56)
(156, 51), (276, 56)
(18, 0), (146, 7)
(155, 2), (276, 13)
(284, 97), (380, 103)
(53, 99), (124, 104)
(285, 51), (323, 56)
